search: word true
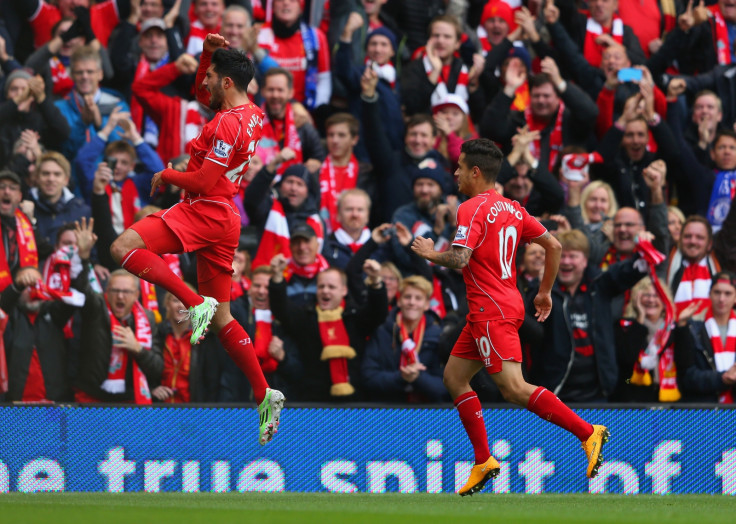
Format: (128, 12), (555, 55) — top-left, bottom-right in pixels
(1, 441), (735, 493)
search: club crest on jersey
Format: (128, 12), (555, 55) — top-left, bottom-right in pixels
(454, 225), (468, 241)
(214, 140), (233, 158)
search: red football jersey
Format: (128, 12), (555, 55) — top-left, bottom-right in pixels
(452, 190), (547, 322)
(186, 102), (264, 199)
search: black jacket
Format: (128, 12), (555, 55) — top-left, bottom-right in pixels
(269, 278), (388, 401)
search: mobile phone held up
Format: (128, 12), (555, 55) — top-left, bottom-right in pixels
(617, 68), (642, 83)
(105, 157), (118, 172)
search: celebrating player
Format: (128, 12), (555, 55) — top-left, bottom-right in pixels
(411, 138), (609, 495)
(110, 33), (284, 445)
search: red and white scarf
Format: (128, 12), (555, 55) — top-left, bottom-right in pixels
(284, 253), (329, 281)
(49, 56), (74, 97)
(316, 305), (356, 396)
(251, 199), (324, 269)
(366, 57), (396, 88)
(709, 5), (733, 65)
(334, 227), (371, 254)
(674, 258), (712, 315)
(258, 103), (302, 174)
(525, 99), (565, 172)
(397, 312), (426, 368)
(423, 54), (469, 108)
(100, 300), (153, 404)
(0, 209), (38, 292)
(107, 178), (141, 235)
(583, 16), (624, 68)
(319, 155), (359, 234)
(253, 308), (278, 374)
(705, 305), (736, 403)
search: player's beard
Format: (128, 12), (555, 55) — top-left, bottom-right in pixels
(209, 80), (225, 111)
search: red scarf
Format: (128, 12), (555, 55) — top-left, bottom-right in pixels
(251, 199), (324, 269)
(422, 54), (469, 108)
(0, 209), (38, 292)
(49, 56), (74, 97)
(709, 5), (733, 65)
(40, 245), (89, 338)
(510, 82), (530, 112)
(101, 300), (152, 404)
(583, 16), (624, 68)
(674, 258), (712, 315)
(319, 155), (359, 234)
(106, 178), (141, 234)
(284, 253), (329, 281)
(366, 57), (396, 88)
(430, 276), (447, 319)
(704, 306), (736, 403)
(131, 54), (153, 131)
(258, 103), (302, 174)
(334, 227), (370, 254)
(139, 280), (161, 323)
(398, 312), (426, 368)
(253, 308), (278, 374)
(316, 305), (355, 396)
(525, 99), (565, 172)
(161, 330), (192, 403)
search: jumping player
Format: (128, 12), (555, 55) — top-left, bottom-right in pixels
(110, 33), (284, 445)
(411, 138), (609, 495)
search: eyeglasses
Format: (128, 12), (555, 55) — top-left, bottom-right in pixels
(613, 222), (642, 229)
(107, 288), (137, 296)
(0, 183), (20, 192)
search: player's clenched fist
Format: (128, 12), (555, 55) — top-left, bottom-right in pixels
(203, 33), (230, 53)
(411, 236), (435, 258)
(150, 162), (172, 197)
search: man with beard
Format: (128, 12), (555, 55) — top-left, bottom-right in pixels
(391, 162), (455, 276)
(109, 34), (285, 446)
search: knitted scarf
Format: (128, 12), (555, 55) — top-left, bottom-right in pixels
(583, 16), (624, 68)
(100, 300), (152, 404)
(525, 99), (565, 171)
(253, 308), (278, 374)
(0, 209), (38, 291)
(258, 103), (302, 174)
(316, 305), (356, 396)
(422, 54), (469, 108)
(705, 305), (736, 403)
(674, 258), (712, 315)
(397, 312), (426, 368)
(318, 154), (359, 234)
(284, 253), (329, 281)
(629, 238), (680, 401)
(251, 199), (324, 269)
(709, 5), (733, 65)
(333, 227), (371, 254)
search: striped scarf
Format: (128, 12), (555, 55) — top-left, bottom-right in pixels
(423, 55), (469, 109)
(525, 99), (565, 172)
(583, 16), (624, 68)
(0, 209), (38, 292)
(258, 103), (302, 174)
(316, 306), (356, 396)
(318, 155), (359, 234)
(704, 306), (736, 403)
(673, 258), (712, 315)
(397, 312), (426, 368)
(251, 199), (324, 269)
(253, 308), (278, 374)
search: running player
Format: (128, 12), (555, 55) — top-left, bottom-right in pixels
(411, 138), (609, 495)
(110, 33), (284, 445)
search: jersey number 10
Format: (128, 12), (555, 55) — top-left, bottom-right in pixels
(498, 225), (518, 280)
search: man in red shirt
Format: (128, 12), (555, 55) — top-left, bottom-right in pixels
(110, 33), (284, 446)
(412, 138), (608, 495)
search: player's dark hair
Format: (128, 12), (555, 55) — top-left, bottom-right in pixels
(460, 138), (503, 183)
(264, 67), (294, 89)
(211, 48), (255, 93)
(405, 113), (437, 137)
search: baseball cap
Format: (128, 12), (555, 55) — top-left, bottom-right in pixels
(140, 18), (167, 34)
(0, 170), (21, 186)
(290, 222), (316, 240)
(432, 93), (469, 115)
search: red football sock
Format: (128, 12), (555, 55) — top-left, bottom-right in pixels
(527, 387), (594, 441)
(122, 249), (203, 308)
(218, 319), (268, 404)
(454, 391), (490, 464)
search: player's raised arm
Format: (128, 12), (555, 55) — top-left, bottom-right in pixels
(411, 236), (472, 269)
(530, 231), (561, 322)
(196, 33), (230, 106)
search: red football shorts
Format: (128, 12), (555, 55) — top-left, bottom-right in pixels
(131, 197), (240, 301)
(451, 318), (523, 374)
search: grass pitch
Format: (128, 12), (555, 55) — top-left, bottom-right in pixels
(0, 493), (733, 524)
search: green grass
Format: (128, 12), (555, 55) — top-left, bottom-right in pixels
(0, 493), (734, 524)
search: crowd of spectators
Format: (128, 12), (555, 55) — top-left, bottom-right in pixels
(0, 0), (735, 406)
